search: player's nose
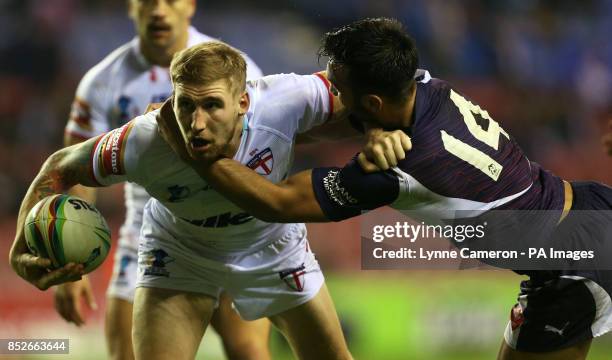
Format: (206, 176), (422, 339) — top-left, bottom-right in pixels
(191, 107), (208, 132)
(150, 0), (169, 18)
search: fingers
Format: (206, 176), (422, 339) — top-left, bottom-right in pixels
(390, 130), (412, 162)
(392, 134), (406, 162)
(83, 278), (98, 311)
(54, 284), (84, 327)
(53, 277), (96, 327)
(369, 143), (390, 170)
(37, 263), (84, 291)
(19, 253), (52, 269)
(399, 131), (412, 151)
(363, 130), (412, 171)
(383, 139), (398, 167)
(72, 292), (85, 326)
(357, 153), (383, 173)
(14, 254), (53, 286)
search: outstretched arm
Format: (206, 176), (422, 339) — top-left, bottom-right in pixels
(10, 137), (102, 290)
(189, 156), (401, 223)
(200, 161), (325, 223)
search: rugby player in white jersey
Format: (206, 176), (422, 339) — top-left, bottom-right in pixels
(9, 42), (373, 360)
(56, 1), (269, 359)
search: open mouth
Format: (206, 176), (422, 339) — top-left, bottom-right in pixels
(190, 137), (211, 151)
(147, 23), (172, 37)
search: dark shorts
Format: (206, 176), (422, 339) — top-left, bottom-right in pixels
(505, 181), (612, 352)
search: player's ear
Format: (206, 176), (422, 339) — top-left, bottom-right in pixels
(238, 91), (249, 116)
(361, 94), (383, 114)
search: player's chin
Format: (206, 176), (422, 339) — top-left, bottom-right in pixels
(145, 34), (173, 48)
(189, 149), (219, 165)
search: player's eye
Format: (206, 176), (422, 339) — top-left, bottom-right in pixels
(204, 101), (222, 110)
(178, 99), (194, 112)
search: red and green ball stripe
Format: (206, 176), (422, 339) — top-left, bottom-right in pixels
(46, 194), (68, 267)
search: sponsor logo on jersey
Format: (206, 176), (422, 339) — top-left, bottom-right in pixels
(279, 263), (306, 292)
(142, 248), (174, 277)
(69, 97), (93, 131)
(247, 147), (274, 175)
(98, 121), (135, 177)
(181, 212), (254, 228)
(510, 303), (524, 331)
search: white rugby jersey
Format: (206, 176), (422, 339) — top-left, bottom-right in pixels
(90, 73), (332, 256)
(65, 27), (263, 249)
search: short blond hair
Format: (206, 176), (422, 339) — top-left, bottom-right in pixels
(170, 41), (247, 94)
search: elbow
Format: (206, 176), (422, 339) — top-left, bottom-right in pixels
(41, 149), (75, 192)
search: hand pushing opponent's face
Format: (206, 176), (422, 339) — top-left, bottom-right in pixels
(172, 79), (249, 162)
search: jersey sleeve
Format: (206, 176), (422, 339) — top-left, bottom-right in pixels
(90, 119), (143, 186)
(311, 157), (401, 221)
(253, 73), (333, 136)
(65, 68), (112, 140)
(244, 54), (264, 80)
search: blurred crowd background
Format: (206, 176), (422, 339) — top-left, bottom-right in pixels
(1, 0), (611, 359)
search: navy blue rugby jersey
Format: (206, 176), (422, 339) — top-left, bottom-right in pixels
(312, 70), (565, 221)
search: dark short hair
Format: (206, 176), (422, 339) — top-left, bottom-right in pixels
(319, 18), (419, 102)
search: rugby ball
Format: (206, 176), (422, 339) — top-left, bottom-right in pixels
(24, 194), (111, 274)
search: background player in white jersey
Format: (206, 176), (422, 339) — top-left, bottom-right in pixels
(56, 1), (269, 359)
(9, 42), (368, 360)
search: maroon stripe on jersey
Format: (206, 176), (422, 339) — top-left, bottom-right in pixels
(69, 97), (93, 131)
(101, 122), (133, 176)
(90, 134), (105, 186)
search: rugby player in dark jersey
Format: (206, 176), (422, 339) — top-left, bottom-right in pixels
(158, 18), (612, 360)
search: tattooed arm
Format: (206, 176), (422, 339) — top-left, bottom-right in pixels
(9, 137), (103, 290)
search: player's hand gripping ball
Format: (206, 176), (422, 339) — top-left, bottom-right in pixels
(24, 194), (111, 274)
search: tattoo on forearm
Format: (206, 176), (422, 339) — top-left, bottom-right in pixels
(33, 171), (64, 202)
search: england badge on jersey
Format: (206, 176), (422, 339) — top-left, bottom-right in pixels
(279, 263), (306, 292)
(247, 147), (274, 175)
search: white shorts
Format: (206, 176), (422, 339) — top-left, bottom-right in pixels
(136, 217), (324, 321)
(106, 242), (139, 302)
